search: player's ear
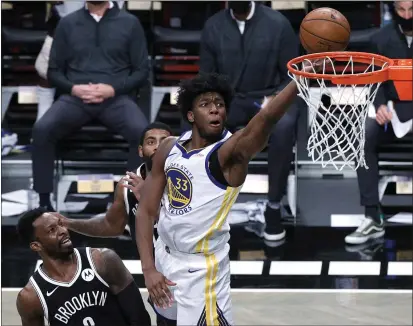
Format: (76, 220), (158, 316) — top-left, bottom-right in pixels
(138, 145), (143, 158)
(187, 111), (194, 123)
(30, 241), (42, 253)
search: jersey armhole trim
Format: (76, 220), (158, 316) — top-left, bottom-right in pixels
(204, 141), (228, 190)
(86, 247), (110, 288)
(29, 276), (49, 322)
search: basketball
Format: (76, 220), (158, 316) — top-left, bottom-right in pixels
(300, 7), (351, 53)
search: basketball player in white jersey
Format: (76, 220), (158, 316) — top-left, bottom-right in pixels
(16, 207), (151, 326)
(61, 122), (177, 325)
(63, 122), (173, 241)
(136, 72), (306, 325)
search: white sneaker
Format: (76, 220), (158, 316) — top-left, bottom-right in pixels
(345, 218), (385, 245)
(1, 129), (18, 156)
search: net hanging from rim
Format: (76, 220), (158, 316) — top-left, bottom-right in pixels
(287, 52), (392, 171)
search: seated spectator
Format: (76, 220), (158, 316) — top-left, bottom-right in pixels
(35, 1), (125, 121)
(35, 1), (85, 122)
(198, 1), (299, 242)
(32, 1), (149, 210)
(345, 1), (413, 245)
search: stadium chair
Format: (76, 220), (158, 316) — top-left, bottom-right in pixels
(378, 132), (412, 218)
(150, 26), (201, 124)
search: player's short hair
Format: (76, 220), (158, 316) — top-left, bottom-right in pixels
(17, 207), (48, 245)
(139, 122), (174, 146)
(176, 73), (234, 123)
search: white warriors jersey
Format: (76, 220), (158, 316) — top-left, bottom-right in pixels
(157, 130), (243, 254)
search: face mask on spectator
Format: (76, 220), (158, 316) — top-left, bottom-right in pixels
(228, 1), (251, 15)
(394, 14), (413, 32)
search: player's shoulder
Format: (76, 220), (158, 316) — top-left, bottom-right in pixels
(156, 136), (178, 158)
(16, 282), (41, 312)
(90, 247), (114, 259)
(18, 281), (36, 299)
(90, 248), (124, 277)
(90, 248), (120, 265)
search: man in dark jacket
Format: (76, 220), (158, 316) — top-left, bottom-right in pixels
(345, 1), (413, 245)
(32, 1), (149, 210)
(199, 1), (299, 242)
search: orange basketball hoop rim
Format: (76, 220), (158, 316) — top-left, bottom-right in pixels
(287, 51), (412, 101)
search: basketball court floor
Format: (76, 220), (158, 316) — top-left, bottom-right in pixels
(2, 288), (411, 325)
(2, 217), (412, 325)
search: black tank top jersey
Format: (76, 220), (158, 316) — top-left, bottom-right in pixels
(30, 247), (128, 326)
(124, 164), (158, 240)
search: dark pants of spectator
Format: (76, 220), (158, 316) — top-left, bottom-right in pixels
(357, 118), (402, 207)
(32, 95), (148, 193)
(181, 95), (300, 202)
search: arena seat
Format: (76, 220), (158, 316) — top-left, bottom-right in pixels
(2, 26), (45, 120)
(378, 132), (412, 218)
(152, 26), (201, 44)
(54, 121), (129, 215)
(1, 87), (38, 126)
(2, 27), (46, 87)
(56, 124), (129, 170)
(2, 26), (47, 44)
(151, 27), (201, 124)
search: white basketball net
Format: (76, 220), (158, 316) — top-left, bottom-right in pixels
(288, 56), (389, 170)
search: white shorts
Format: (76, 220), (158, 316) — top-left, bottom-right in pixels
(152, 238), (233, 326)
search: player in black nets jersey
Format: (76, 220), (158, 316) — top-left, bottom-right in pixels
(62, 122), (173, 241)
(16, 208), (151, 326)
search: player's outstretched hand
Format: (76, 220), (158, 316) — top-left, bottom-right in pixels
(144, 268), (176, 309)
(302, 58), (325, 73)
(114, 176), (128, 203)
(125, 171), (145, 201)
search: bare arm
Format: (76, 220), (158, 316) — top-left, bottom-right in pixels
(66, 178), (130, 237)
(92, 248), (151, 325)
(218, 80), (299, 187)
(135, 138), (175, 272)
(16, 285), (45, 326)
(92, 248), (133, 293)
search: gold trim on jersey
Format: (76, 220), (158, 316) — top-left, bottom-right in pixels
(196, 186), (240, 325)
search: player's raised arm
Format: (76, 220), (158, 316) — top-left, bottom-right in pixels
(16, 285), (45, 326)
(218, 80), (300, 186)
(135, 138), (171, 270)
(92, 248), (151, 326)
(64, 177), (132, 237)
(135, 137), (176, 308)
